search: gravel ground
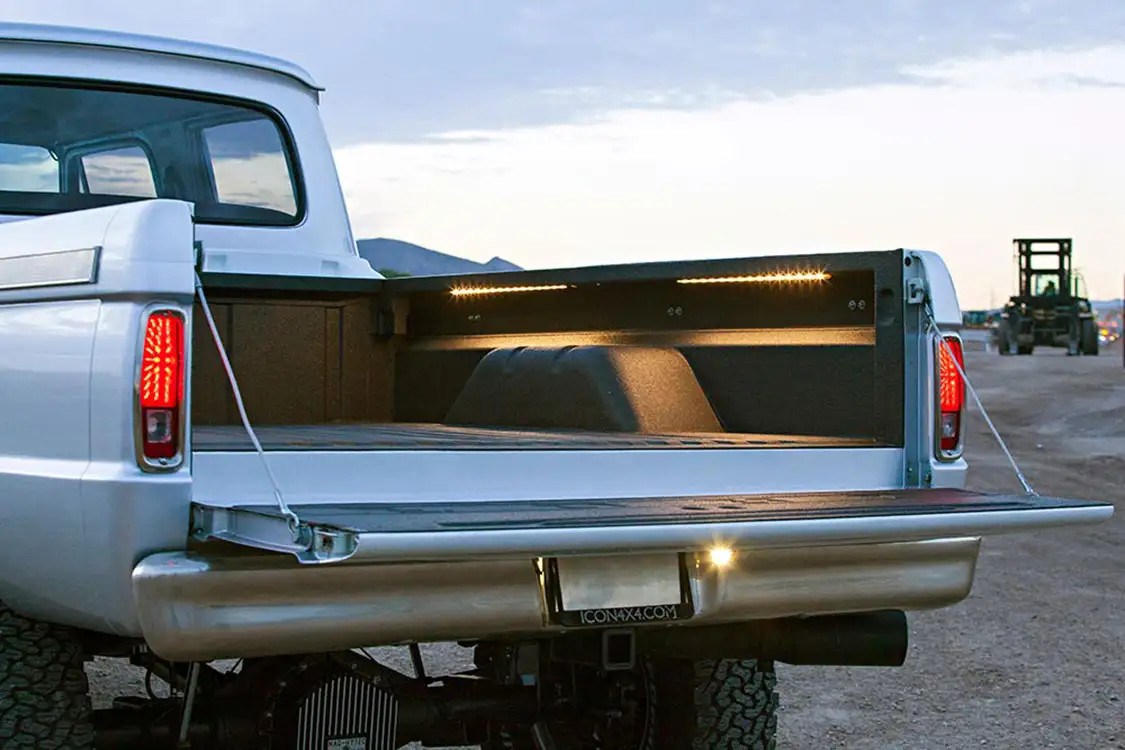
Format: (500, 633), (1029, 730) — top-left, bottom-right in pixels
(87, 345), (1125, 748)
(777, 345), (1125, 749)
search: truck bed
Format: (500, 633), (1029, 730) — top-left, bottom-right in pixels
(191, 423), (882, 452)
(190, 255), (911, 455)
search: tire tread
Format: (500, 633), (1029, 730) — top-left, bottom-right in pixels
(0, 604), (95, 749)
(691, 659), (778, 750)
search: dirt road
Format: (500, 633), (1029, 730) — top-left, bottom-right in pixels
(87, 347), (1125, 748)
(778, 347), (1125, 749)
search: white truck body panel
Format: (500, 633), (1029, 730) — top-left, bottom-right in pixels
(190, 446), (906, 507)
(0, 22), (322, 89)
(911, 250), (962, 328)
(0, 200), (196, 633)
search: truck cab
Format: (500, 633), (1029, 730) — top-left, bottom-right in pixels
(0, 22), (373, 279)
(0, 23), (1113, 750)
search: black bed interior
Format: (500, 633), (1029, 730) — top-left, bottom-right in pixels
(188, 258), (904, 451)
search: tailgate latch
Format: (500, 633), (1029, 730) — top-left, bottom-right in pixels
(905, 277), (927, 305)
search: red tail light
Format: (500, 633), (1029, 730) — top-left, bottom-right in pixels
(139, 310), (184, 463)
(937, 335), (965, 454)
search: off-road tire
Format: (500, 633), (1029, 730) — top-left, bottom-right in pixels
(1081, 319), (1100, 356)
(0, 603), (95, 749)
(654, 658), (778, 749)
(1066, 323), (1081, 356)
(996, 321), (1012, 355)
(481, 656), (778, 749)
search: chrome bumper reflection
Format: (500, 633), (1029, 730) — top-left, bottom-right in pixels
(132, 537), (981, 662)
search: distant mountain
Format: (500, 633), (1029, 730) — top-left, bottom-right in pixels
(356, 238), (522, 277)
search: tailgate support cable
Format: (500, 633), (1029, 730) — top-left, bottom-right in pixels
(924, 303), (1037, 496)
(194, 272), (303, 538)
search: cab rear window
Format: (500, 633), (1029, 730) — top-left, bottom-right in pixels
(0, 80), (301, 226)
(202, 119), (297, 217)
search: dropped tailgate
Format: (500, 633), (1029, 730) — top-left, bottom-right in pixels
(192, 488), (1112, 564)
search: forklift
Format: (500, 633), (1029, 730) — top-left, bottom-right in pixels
(996, 238), (1099, 356)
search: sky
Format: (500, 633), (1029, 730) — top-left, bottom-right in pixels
(5, 1), (1125, 308)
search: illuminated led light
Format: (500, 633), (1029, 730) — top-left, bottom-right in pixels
(140, 313), (184, 409)
(138, 310), (184, 462)
(709, 547), (735, 568)
(937, 335), (965, 453)
(676, 271), (831, 285)
(450, 283), (569, 297)
(938, 337), (964, 413)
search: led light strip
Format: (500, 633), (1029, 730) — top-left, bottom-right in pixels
(450, 283), (569, 297)
(676, 271), (831, 285)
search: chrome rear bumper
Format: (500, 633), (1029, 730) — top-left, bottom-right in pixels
(132, 537), (981, 662)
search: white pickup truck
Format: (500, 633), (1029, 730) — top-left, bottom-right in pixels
(0, 23), (1112, 750)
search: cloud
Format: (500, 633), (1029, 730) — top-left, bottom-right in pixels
(4, 2), (1125, 304)
(335, 45), (1125, 308)
(903, 44), (1125, 88)
(5, 0), (1125, 144)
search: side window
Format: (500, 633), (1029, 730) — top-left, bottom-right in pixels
(0, 144), (59, 193)
(202, 118), (298, 219)
(79, 146), (157, 197)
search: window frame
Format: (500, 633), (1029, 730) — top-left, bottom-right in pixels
(0, 74), (308, 228)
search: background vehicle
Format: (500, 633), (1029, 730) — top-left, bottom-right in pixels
(962, 310), (994, 328)
(996, 238), (1100, 356)
(0, 24), (1113, 750)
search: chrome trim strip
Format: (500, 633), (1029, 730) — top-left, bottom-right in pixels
(132, 538), (982, 662)
(0, 246), (101, 291)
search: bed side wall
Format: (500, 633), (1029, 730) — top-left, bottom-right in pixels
(190, 297), (395, 426)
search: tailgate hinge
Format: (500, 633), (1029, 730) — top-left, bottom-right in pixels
(191, 504), (358, 564)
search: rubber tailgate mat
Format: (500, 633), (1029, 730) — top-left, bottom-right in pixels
(223, 489), (1105, 534)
